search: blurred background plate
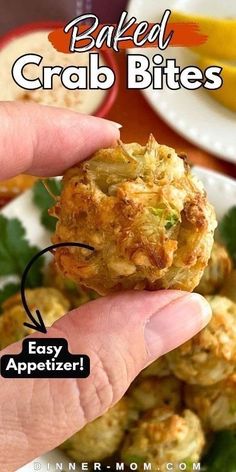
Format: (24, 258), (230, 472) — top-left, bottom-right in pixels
(127, 0), (236, 164)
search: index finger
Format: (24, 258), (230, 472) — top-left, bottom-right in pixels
(0, 101), (120, 180)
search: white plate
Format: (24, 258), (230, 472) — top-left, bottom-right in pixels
(1, 167), (236, 471)
(127, 0), (236, 163)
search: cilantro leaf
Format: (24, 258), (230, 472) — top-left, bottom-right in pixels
(33, 179), (61, 232)
(165, 213), (179, 230)
(0, 214), (44, 289)
(19, 244), (45, 288)
(0, 283), (20, 314)
(41, 208), (57, 232)
(0, 217), (24, 276)
(203, 430), (236, 471)
(149, 208), (179, 230)
(219, 206), (236, 264)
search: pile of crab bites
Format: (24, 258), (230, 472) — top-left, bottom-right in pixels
(0, 288), (70, 349)
(59, 242), (236, 470)
(44, 136), (236, 468)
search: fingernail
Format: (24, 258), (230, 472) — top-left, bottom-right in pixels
(109, 121), (123, 129)
(144, 293), (212, 360)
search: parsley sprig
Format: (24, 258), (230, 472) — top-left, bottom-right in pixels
(219, 206), (236, 264)
(0, 215), (44, 311)
(33, 179), (61, 232)
(203, 430), (236, 471)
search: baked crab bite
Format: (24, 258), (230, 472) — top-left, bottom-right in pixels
(44, 261), (99, 309)
(0, 288), (70, 349)
(128, 376), (183, 413)
(51, 135), (216, 295)
(121, 407), (205, 471)
(220, 270), (236, 303)
(140, 355), (171, 379)
(196, 242), (232, 295)
(167, 296), (236, 385)
(185, 374), (236, 431)
(60, 398), (129, 462)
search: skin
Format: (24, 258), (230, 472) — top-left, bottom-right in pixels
(0, 102), (212, 471)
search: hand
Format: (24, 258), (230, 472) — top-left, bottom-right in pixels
(0, 102), (212, 471)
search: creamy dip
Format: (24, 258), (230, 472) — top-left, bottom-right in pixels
(0, 30), (107, 114)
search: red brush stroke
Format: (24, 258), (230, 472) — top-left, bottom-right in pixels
(48, 23), (207, 54)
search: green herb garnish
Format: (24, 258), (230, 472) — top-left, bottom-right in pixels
(33, 179), (61, 232)
(165, 213), (179, 230)
(219, 206), (236, 264)
(203, 430), (236, 471)
(150, 207), (179, 230)
(0, 215), (44, 310)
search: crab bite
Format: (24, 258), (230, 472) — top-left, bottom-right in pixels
(51, 136), (216, 295)
(167, 296), (236, 385)
(121, 407), (205, 471)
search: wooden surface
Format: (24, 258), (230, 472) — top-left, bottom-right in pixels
(107, 52), (236, 179)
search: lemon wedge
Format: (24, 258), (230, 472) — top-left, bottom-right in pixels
(198, 55), (236, 112)
(171, 10), (236, 61)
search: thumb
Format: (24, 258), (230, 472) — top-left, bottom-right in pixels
(0, 290), (211, 471)
(0, 101), (120, 180)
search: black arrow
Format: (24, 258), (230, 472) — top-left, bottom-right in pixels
(21, 242), (94, 334)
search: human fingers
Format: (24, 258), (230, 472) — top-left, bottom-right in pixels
(0, 290), (211, 471)
(0, 101), (120, 180)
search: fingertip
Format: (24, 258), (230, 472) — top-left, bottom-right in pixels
(106, 120), (123, 130)
(0, 101), (122, 178)
(187, 293), (212, 328)
(144, 292), (212, 360)
(92, 116), (121, 142)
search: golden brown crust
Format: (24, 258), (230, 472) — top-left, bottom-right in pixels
(183, 194), (208, 230)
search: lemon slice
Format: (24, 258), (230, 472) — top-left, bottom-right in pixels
(171, 10), (236, 61)
(198, 56), (236, 112)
